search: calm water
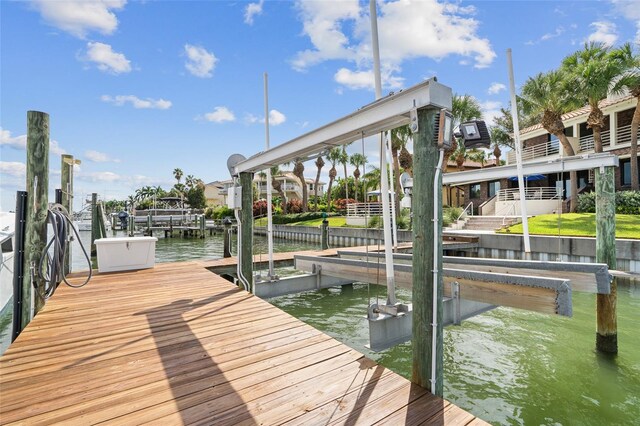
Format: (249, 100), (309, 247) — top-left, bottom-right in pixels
(2, 232), (639, 425)
(269, 280), (640, 425)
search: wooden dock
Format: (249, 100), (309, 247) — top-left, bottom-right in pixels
(1, 258), (487, 425)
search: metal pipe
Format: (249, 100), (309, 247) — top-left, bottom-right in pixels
(264, 72), (275, 278)
(12, 191), (27, 341)
(506, 48), (531, 253)
(431, 148), (444, 391)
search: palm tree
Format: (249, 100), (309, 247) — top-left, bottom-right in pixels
(390, 125), (411, 215)
(613, 43), (640, 190)
(521, 70), (581, 211)
(447, 94), (484, 171)
(467, 149), (486, 167)
(349, 153), (367, 202)
(326, 147), (342, 210)
(492, 138), (502, 165)
(292, 159), (308, 212)
(313, 155), (325, 211)
(185, 174), (195, 190)
(339, 146), (350, 200)
(362, 166), (381, 194)
(562, 42), (629, 153)
(173, 168), (183, 185)
(270, 166), (287, 214)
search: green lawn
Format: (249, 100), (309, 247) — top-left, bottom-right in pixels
(500, 213), (640, 239)
(255, 216), (350, 227)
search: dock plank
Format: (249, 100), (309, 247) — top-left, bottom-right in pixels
(0, 258), (487, 425)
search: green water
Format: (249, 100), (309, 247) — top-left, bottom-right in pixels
(269, 280), (640, 425)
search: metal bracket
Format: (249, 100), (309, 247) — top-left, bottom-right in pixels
(409, 107), (419, 133)
(451, 281), (461, 325)
(312, 264), (322, 289)
(368, 302), (410, 318)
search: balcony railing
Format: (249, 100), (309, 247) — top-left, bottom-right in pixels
(506, 140), (559, 164)
(579, 129), (611, 152)
(346, 202), (393, 217)
(496, 187), (560, 202)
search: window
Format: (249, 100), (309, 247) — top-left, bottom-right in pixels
(488, 180), (501, 197)
(469, 183), (481, 199)
(621, 158), (639, 186)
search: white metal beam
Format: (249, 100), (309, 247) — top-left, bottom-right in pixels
(443, 153), (619, 185)
(233, 78), (452, 175)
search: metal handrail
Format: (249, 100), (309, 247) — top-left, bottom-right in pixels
(456, 202), (474, 222)
(497, 187), (558, 202)
(501, 203), (516, 225)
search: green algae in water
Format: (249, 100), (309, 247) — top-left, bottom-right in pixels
(269, 280), (640, 425)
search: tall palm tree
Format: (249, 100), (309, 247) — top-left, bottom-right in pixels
(173, 168), (183, 185)
(313, 155), (325, 211)
(326, 147), (342, 210)
(562, 42), (629, 153)
(185, 174), (195, 190)
(467, 149), (486, 167)
(292, 159), (308, 212)
(349, 153), (367, 202)
(270, 166), (287, 214)
(362, 166), (381, 194)
(521, 70), (581, 211)
(613, 43), (640, 190)
(390, 125), (411, 215)
(339, 146), (350, 200)
(447, 94), (484, 171)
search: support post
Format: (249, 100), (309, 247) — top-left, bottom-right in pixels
(411, 107), (443, 396)
(23, 110), (49, 317)
(240, 172), (254, 291)
(595, 166), (617, 353)
(321, 217), (329, 250)
(91, 193), (98, 256)
(12, 191), (27, 341)
(223, 218), (232, 258)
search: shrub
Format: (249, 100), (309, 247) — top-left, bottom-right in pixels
(209, 206), (234, 220)
(333, 198), (358, 211)
(253, 200), (268, 217)
(286, 199), (304, 214)
(443, 206), (462, 227)
(577, 190), (640, 215)
(368, 216), (381, 228)
(272, 211), (340, 225)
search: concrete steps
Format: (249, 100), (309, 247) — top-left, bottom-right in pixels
(460, 216), (518, 231)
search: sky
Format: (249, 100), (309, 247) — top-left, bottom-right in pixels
(1, 0), (639, 211)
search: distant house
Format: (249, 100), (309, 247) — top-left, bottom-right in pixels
(453, 94), (639, 215)
(204, 181), (226, 207)
(216, 172), (325, 205)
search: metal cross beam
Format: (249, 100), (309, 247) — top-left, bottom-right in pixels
(443, 152), (619, 185)
(232, 78), (452, 175)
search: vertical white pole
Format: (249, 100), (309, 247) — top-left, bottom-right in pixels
(264, 72), (275, 277)
(506, 49), (531, 254)
(386, 131), (398, 249)
(370, 0), (396, 304)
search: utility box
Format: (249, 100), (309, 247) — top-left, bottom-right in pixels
(95, 237), (157, 273)
(227, 186), (242, 210)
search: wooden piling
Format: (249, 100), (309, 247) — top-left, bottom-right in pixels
(321, 218), (329, 250)
(595, 166), (617, 354)
(411, 107), (443, 396)
(23, 110), (49, 318)
(240, 173), (254, 291)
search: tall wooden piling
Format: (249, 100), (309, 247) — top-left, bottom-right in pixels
(595, 166), (617, 353)
(23, 111), (49, 318)
(321, 218), (329, 250)
(240, 172), (254, 291)
(411, 107), (443, 396)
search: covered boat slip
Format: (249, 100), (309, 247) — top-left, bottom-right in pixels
(0, 260), (486, 425)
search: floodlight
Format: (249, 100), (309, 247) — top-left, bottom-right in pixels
(436, 109), (454, 149)
(454, 120), (491, 149)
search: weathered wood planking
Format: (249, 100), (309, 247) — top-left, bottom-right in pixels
(295, 255), (572, 316)
(1, 260), (486, 425)
(338, 250), (610, 294)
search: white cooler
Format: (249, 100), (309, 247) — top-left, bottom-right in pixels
(95, 237), (157, 273)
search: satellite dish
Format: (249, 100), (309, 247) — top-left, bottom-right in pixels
(227, 154), (247, 177)
(400, 172), (413, 191)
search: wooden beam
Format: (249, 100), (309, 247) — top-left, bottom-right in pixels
(240, 173), (254, 291)
(23, 111), (49, 318)
(294, 256), (572, 317)
(596, 165), (617, 353)
(411, 107), (442, 395)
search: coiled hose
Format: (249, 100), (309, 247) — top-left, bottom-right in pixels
(37, 204), (92, 299)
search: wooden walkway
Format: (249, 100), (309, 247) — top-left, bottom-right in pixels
(1, 260), (487, 425)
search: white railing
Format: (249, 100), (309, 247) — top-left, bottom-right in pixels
(614, 124), (639, 146)
(346, 202), (392, 217)
(506, 139), (560, 164)
(579, 129), (611, 152)
(457, 202), (474, 222)
(496, 187), (559, 202)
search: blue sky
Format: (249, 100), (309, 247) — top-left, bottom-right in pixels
(1, 0), (639, 211)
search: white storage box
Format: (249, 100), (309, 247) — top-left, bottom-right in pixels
(95, 237), (157, 273)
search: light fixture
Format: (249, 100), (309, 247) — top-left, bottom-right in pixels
(455, 120), (491, 149)
(437, 109), (454, 149)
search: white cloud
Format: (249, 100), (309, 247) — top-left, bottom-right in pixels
(0, 128), (27, 150)
(587, 21), (618, 47)
(291, 0), (495, 85)
(85, 150), (121, 163)
(610, 0), (640, 45)
(203, 106), (236, 123)
(184, 44), (217, 78)
(267, 109), (286, 126)
(101, 95), (172, 109)
(30, 0), (126, 39)
(83, 42), (131, 74)
(77, 171), (122, 183)
(334, 67), (404, 91)
(487, 82), (506, 95)
(541, 26), (565, 41)
(244, 113), (259, 124)
(244, 0), (264, 25)
(478, 100), (502, 127)
(0, 161), (26, 177)
(50, 140), (66, 156)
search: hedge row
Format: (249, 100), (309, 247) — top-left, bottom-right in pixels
(577, 190), (640, 215)
(271, 212), (340, 224)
